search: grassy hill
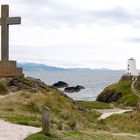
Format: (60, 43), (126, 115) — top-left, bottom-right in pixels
(0, 76), (140, 139)
(96, 75), (140, 106)
(0, 89), (93, 130)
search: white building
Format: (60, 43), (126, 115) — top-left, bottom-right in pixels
(126, 58), (138, 76)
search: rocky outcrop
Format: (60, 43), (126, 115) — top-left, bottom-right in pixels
(96, 75), (128, 103)
(64, 87), (80, 93)
(52, 81), (69, 88)
(52, 81), (85, 93)
(96, 88), (122, 103)
(119, 75), (133, 82)
(0, 76), (48, 94)
(96, 75), (140, 106)
(76, 85), (85, 89)
(64, 85), (85, 93)
(0, 76), (75, 102)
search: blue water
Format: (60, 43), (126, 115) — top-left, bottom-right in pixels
(24, 70), (124, 101)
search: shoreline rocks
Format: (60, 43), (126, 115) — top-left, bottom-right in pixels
(64, 85), (85, 93)
(52, 81), (85, 93)
(52, 81), (69, 88)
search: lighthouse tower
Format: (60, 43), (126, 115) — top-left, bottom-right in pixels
(126, 58), (138, 76)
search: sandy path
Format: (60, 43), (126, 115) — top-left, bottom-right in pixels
(97, 109), (132, 120)
(0, 119), (41, 140)
(0, 93), (15, 99)
(131, 76), (140, 98)
(0, 95), (7, 99)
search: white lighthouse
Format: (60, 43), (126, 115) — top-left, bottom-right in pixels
(126, 58), (138, 76)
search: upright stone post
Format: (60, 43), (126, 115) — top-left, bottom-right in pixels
(136, 102), (140, 112)
(42, 106), (50, 134)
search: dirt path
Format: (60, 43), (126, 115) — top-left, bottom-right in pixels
(0, 94), (41, 140)
(0, 119), (41, 140)
(131, 76), (140, 98)
(0, 92), (15, 99)
(97, 109), (132, 120)
(0, 95), (9, 99)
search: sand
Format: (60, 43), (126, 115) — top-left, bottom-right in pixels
(97, 109), (132, 120)
(0, 119), (41, 140)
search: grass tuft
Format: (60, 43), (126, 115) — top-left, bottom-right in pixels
(0, 81), (8, 95)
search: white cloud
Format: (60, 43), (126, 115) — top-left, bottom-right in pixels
(0, 0), (140, 69)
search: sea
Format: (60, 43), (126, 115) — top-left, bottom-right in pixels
(24, 70), (124, 101)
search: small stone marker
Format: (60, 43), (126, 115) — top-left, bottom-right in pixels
(42, 106), (50, 134)
(136, 102), (140, 112)
(0, 5), (23, 77)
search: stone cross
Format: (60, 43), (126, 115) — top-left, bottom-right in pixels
(0, 4), (23, 77)
(0, 5), (21, 61)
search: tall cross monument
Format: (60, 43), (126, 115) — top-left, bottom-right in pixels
(0, 5), (23, 77)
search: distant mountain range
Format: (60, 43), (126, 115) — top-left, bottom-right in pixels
(17, 63), (123, 71)
(18, 63), (66, 71)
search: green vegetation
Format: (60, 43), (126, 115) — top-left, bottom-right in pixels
(25, 130), (140, 140)
(104, 111), (140, 133)
(78, 101), (112, 109)
(98, 80), (140, 106)
(25, 132), (57, 140)
(114, 80), (140, 105)
(134, 80), (140, 96)
(19, 76), (32, 86)
(0, 77), (140, 140)
(0, 88), (95, 130)
(0, 81), (8, 95)
(111, 80), (137, 105)
(134, 80), (140, 90)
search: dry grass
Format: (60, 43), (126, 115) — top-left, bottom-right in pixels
(0, 89), (93, 130)
(0, 81), (8, 95)
(104, 111), (140, 133)
(0, 82), (140, 139)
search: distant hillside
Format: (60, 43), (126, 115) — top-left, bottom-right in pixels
(18, 63), (122, 71)
(17, 63), (66, 71)
(17, 63), (93, 71)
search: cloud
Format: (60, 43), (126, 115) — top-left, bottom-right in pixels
(1, 0), (140, 69)
(20, 0), (140, 26)
(20, 0), (50, 5)
(89, 7), (131, 23)
(3, 0), (140, 27)
(128, 38), (140, 43)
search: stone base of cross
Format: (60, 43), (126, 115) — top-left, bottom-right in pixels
(0, 61), (23, 77)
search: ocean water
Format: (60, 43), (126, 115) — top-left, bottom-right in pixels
(24, 70), (124, 101)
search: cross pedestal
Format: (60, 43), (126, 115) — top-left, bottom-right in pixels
(0, 5), (23, 77)
(0, 61), (23, 77)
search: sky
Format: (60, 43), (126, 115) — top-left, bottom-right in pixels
(0, 0), (140, 69)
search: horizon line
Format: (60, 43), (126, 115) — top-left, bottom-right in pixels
(17, 62), (127, 71)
